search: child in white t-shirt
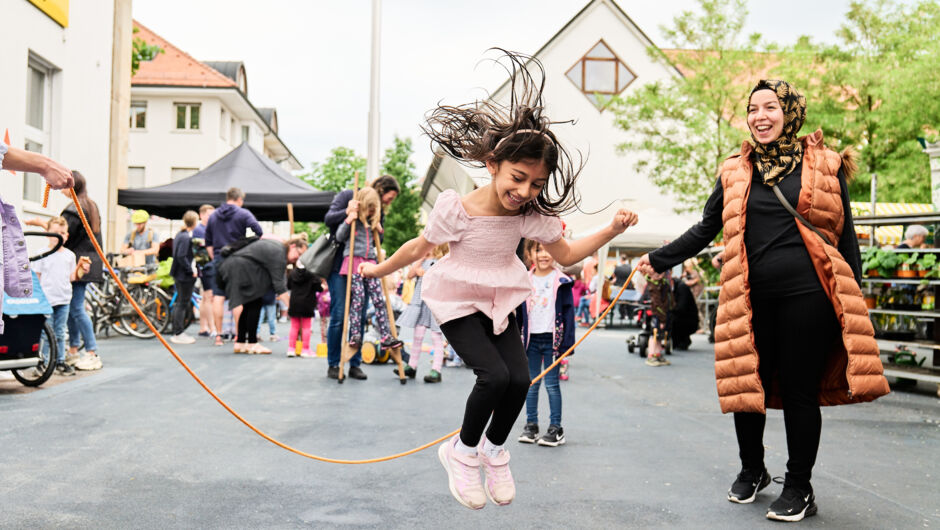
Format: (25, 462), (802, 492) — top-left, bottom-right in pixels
(31, 216), (90, 375)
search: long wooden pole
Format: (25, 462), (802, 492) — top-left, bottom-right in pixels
(338, 173), (360, 383)
(287, 202), (294, 238)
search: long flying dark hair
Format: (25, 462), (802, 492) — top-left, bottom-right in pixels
(71, 170), (101, 234)
(421, 49), (582, 216)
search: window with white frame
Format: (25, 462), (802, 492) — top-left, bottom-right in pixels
(220, 109), (228, 140)
(175, 103), (201, 130)
(241, 125), (250, 144)
(230, 118), (236, 146)
(130, 101), (147, 129)
(565, 40), (636, 110)
(23, 54), (55, 203)
(128, 166), (146, 188)
(171, 167), (199, 182)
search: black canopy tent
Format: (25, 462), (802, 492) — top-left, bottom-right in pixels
(117, 143), (334, 221)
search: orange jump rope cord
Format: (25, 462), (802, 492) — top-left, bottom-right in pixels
(65, 186), (635, 464)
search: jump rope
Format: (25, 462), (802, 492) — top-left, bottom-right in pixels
(48, 185), (637, 464)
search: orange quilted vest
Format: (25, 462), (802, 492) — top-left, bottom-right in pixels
(714, 130), (890, 414)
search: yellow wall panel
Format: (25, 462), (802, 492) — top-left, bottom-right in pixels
(27, 0), (69, 28)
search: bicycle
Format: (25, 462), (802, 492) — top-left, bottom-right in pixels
(167, 286), (202, 332)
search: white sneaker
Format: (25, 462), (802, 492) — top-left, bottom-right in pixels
(286, 349), (298, 357)
(65, 351), (82, 366)
(75, 355), (103, 371)
(170, 333), (196, 345)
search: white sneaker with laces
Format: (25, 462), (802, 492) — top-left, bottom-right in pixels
(75, 354), (103, 371)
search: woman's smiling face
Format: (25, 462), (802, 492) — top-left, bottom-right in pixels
(747, 89), (784, 144)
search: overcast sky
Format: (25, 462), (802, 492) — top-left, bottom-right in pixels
(132, 0), (857, 178)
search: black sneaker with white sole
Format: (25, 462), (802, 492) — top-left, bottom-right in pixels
(518, 422), (539, 444)
(727, 468), (770, 503)
(537, 425), (566, 447)
(766, 485), (817, 522)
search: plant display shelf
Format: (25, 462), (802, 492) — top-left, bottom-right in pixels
(862, 278), (940, 285)
(868, 308), (940, 318)
(876, 338), (940, 351)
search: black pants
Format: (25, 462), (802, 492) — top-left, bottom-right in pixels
(440, 312), (530, 447)
(734, 290), (838, 490)
(172, 280), (195, 336)
(237, 298), (264, 344)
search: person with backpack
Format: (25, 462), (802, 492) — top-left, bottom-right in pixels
(205, 187), (263, 346)
(121, 209), (160, 266)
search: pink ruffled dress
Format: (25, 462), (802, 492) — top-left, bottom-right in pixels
(421, 189), (563, 335)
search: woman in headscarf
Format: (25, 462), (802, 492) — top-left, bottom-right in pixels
(637, 80), (889, 522)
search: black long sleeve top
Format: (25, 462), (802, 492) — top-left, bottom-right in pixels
(649, 162), (863, 300)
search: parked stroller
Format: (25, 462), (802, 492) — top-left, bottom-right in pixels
(0, 231), (64, 386)
(626, 277), (675, 358)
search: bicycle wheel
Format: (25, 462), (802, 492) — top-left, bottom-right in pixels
(12, 320), (58, 387)
(120, 286), (170, 338)
(119, 285), (156, 338)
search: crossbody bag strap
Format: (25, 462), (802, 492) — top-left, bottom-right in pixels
(771, 184), (833, 246)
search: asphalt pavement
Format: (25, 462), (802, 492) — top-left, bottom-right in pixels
(1, 322), (937, 529)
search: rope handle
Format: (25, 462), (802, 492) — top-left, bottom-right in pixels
(59, 182), (636, 464)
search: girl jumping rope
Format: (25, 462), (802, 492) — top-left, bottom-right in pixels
(337, 186), (403, 352)
(359, 51), (638, 510)
(395, 243), (449, 383)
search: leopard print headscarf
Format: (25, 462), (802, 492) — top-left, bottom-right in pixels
(748, 79), (806, 186)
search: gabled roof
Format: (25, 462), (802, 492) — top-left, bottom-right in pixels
(491, 0), (683, 97)
(132, 21), (236, 88)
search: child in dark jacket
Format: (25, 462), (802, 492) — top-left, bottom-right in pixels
(645, 271), (675, 367)
(516, 239), (575, 447)
(170, 211), (199, 344)
(286, 265), (322, 357)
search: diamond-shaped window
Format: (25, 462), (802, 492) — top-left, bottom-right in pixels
(565, 40), (636, 110)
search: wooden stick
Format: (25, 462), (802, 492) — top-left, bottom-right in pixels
(287, 202), (294, 238)
(338, 172), (360, 383)
(373, 228), (407, 384)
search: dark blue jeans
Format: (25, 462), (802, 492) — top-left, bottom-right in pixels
(327, 270), (364, 367)
(576, 297), (591, 322)
(68, 281), (97, 351)
(525, 333), (562, 426)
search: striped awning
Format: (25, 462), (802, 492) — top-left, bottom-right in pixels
(851, 202), (935, 245)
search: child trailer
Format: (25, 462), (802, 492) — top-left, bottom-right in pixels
(0, 231), (64, 386)
(626, 302), (672, 358)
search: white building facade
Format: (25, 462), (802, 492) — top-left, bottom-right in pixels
(421, 0), (700, 252)
(0, 0), (116, 254)
(127, 22), (300, 191)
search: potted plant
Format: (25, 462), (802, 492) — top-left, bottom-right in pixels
(878, 249), (901, 278)
(862, 246), (881, 277)
(917, 253), (937, 278)
(898, 252), (919, 278)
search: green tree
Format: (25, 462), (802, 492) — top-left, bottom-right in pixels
(608, 0), (774, 213)
(778, 0), (940, 203)
(295, 147), (367, 239)
(380, 136), (422, 254)
(131, 27), (163, 76)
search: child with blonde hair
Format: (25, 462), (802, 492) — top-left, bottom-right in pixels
(336, 186), (402, 351)
(395, 243), (449, 383)
(31, 216), (91, 374)
(360, 51), (638, 510)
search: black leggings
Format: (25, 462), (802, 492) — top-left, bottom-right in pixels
(237, 298), (264, 344)
(440, 312), (530, 447)
(172, 280), (195, 336)
(734, 290), (839, 490)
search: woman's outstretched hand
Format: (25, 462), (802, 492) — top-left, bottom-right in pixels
(610, 208), (639, 233)
(635, 254), (662, 279)
(358, 262), (378, 278)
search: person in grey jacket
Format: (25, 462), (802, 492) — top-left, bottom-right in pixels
(218, 237), (307, 354)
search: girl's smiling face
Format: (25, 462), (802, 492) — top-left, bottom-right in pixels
(486, 158), (549, 213)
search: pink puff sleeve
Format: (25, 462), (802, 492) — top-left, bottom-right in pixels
(521, 212), (563, 244)
(422, 189), (468, 245)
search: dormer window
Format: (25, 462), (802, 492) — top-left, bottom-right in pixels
(565, 40), (636, 110)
